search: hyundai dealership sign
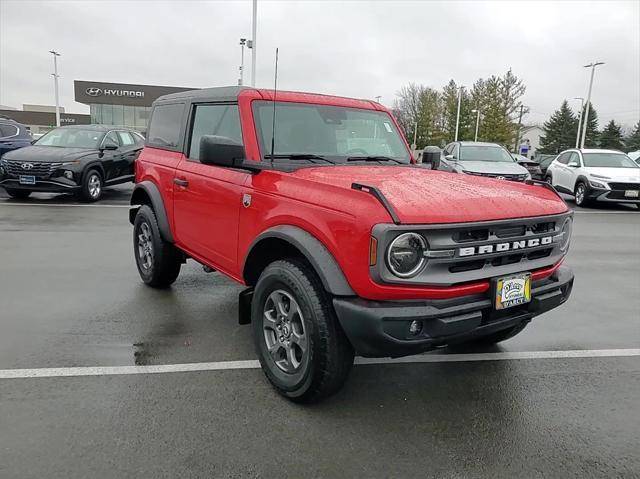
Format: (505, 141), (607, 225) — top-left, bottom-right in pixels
(75, 80), (193, 107)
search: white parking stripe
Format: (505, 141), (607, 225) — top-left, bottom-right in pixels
(0, 349), (638, 380)
(0, 202), (130, 208)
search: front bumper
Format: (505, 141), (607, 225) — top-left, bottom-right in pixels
(333, 265), (574, 358)
(0, 177), (80, 193)
(587, 187), (640, 204)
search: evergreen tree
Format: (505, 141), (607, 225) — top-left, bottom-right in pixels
(599, 120), (625, 150)
(538, 100), (578, 154)
(625, 121), (640, 151)
(579, 103), (599, 147)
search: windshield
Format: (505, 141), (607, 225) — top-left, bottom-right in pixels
(253, 101), (411, 163)
(35, 128), (102, 148)
(458, 145), (514, 162)
(582, 152), (638, 168)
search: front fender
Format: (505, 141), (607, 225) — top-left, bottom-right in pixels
(129, 180), (174, 243)
(245, 225), (355, 296)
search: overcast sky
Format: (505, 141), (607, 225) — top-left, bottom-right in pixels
(1, 0), (639, 128)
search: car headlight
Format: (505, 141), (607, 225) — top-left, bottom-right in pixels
(589, 179), (609, 189)
(386, 232), (427, 278)
(559, 217), (572, 252)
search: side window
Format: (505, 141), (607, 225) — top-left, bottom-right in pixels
(556, 152), (570, 164)
(0, 123), (19, 138)
(569, 152), (581, 166)
(117, 131), (135, 146)
(443, 144), (453, 156)
(147, 103), (185, 149)
(188, 104), (243, 161)
(103, 131), (120, 147)
(452, 144), (460, 158)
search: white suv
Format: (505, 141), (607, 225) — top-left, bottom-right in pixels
(546, 149), (640, 208)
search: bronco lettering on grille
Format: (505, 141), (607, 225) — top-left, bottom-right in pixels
(458, 236), (553, 257)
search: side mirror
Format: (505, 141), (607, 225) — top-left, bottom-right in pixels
(423, 146), (441, 170)
(444, 154), (455, 161)
(102, 141), (118, 151)
(567, 161), (579, 168)
(200, 135), (245, 167)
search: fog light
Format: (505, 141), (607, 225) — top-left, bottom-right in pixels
(409, 320), (422, 336)
(64, 170), (74, 180)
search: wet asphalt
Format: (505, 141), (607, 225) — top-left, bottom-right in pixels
(0, 185), (639, 478)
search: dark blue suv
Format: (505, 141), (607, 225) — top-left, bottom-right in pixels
(0, 119), (32, 158)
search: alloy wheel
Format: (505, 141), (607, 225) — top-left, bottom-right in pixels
(262, 289), (308, 374)
(88, 174), (101, 199)
(137, 222), (154, 270)
(575, 184), (585, 205)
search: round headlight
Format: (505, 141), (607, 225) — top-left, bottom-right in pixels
(560, 217), (572, 252)
(386, 232), (427, 278)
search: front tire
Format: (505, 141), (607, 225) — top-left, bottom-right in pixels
(133, 205), (181, 288)
(80, 169), (103, 202)
(574, 181), (590, 207)
(252, 259), (354, 403)
(5, 188), (31, 199)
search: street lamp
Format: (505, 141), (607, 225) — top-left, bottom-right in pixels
(238, 38), (247, 85)
(251, 0), (257, 86)
(471, 109), (481, 142)
(454, 86), (463, 141)
(49, 50), (61, 127)
(580, 61), (605, 149)
(574, 97), (584, 148)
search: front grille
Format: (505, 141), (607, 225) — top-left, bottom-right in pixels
(373, 213), (570, 286)
(608, 182), (640, 191)
(465, 171), (528, 182)
(2, 160), (58, 178)
(606, 190), (640, 200)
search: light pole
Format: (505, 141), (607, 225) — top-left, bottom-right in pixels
(580, 61), (605, 149)
(454, 86), (463, 141)
(49, 50), (61, 127)
(471, 109), (481, 142)
(238, 38), (247, 85)
(412, 121), (418, 150)
(574, 97), (584, 148)
(251, 0), (257, 86)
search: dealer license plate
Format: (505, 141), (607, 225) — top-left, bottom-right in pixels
(19, 175), (35, 185)
(495, 273), (531, 310)
(625, 190), (639, 198)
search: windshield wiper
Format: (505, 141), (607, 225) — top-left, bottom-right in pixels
(346, 155), (403, 164)
(264, 153), (335, 164)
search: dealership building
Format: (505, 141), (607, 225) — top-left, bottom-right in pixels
(74, 80), (194, 132)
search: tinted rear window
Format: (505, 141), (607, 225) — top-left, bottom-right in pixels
(147, 104), (185, 149)
(0, 123), (19, 138)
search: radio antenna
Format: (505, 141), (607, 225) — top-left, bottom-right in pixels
(270, 47), (279, 160)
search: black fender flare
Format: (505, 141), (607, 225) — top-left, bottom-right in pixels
(574, 175), (591, 192)
(244, 225), (355, 296)
(129, 181), (174, 243)
(81, 160), (105, 183)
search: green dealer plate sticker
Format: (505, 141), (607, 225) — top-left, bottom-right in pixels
(495, 273), (531, 310)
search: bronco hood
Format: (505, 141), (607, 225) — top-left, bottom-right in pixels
(291, 166), (568, 224)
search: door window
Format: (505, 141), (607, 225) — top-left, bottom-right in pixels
(188, 104), (242, 161)
(147, 103), (185, 149)
(117, 131), (135, 146)
(567, 152), (580, 166)
(556, 152), (570, 164)
(103, 131), (120, 148)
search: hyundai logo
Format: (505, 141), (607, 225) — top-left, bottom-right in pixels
(21, 163), (34, 170)
(86, 87), (103, 97)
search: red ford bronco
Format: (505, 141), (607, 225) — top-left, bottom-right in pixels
(130, 87), (574, 402)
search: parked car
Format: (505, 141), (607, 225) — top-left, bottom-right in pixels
(0, 118), (32, 158)
(536, 154), (558, 179)
(512, 153), (543, 180)
(436, 141), (531, 181)
(0, 125), (144, 201)
(545, 148), (640, 207)
(129, 86), (574, 403)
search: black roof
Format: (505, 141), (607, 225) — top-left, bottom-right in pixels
(155, 86), (250, 104)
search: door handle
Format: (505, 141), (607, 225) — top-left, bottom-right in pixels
(173, 178), (189, 188)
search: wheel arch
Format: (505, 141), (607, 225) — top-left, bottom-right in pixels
(129, 181), (174, 243)
(243, 225), (355, 296)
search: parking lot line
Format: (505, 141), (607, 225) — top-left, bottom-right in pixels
(1, 349), (638, 380)
(0, 202), (130, 208)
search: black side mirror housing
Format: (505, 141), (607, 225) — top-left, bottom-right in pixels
(102, 142), (118, 151)
(200, 135), (245, 167)
(422, 146), (441, 170)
